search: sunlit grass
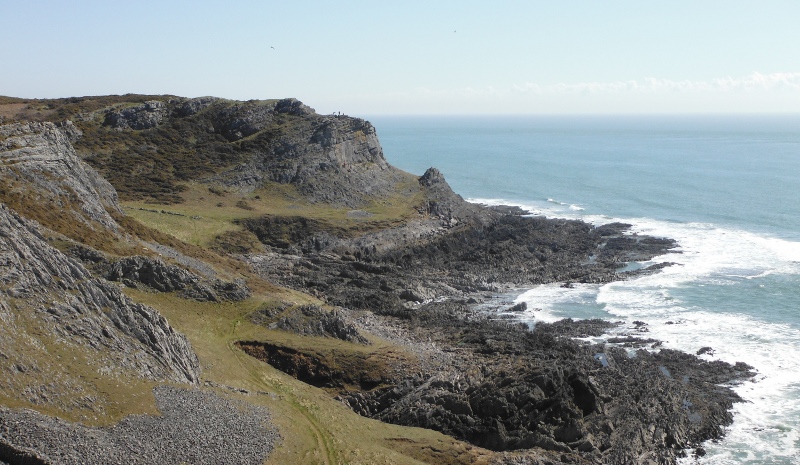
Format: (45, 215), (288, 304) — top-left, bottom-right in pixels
(122, 176), (425, 248)
(124, 288), (493, 465)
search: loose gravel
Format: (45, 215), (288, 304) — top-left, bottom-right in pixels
(0, 386), (277, 465)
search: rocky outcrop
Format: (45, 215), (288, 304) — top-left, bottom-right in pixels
(172, 96), (221, 117)
(250, 304), (370, 344)
(207, 99), (411, 207)
(103, 100), (168, 130)
(247, 207), (678, 316)
(0, 204), (200, 409)
(301, 302), (753, 464)
(240, 188), (753, 463)
(418, 167), (483, 226)
(0, 121), (121, 230)
(101, 255), (250, 302)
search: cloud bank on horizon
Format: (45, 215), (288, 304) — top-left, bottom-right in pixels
(516, 72), (800, 94)
(344, 72), (800, 115)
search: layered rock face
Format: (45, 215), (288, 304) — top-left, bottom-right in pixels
(103, 100), (168, 130)
(0, 205), (200, 405)
(0, 120), (200, 414)
(206, 98), (410, 207)
(0, 121), (121, 230)
(79, 95), (413, 207)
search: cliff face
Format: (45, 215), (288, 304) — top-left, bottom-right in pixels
(0, 121), (121, 231)
(0, 204), (199, 411)
(209, 99), (408, 207)
(35, 96), (417, 208)
(0, 120), (199, 417)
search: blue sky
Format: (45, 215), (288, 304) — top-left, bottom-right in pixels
(3, 1), (799, 115)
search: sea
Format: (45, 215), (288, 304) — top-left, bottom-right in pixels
(368, 114), (800, 465)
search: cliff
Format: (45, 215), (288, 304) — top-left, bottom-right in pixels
(0, 204), (199, 404)
(0, 95), (753, 465)
(0, 121), (121, 231)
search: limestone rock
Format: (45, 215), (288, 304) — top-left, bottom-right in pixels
(101, 255), (250, 302)
(0, 121), (122, 230)
(103, 100), (168, 130)
(172, 96), (221, 117)
(209, 100), (409, 207)
(0, 204), (200, 403)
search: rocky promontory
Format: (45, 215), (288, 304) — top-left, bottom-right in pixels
(0, 95), (756, 465)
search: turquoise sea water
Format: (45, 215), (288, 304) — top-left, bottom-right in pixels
(369, 114), (800, 464)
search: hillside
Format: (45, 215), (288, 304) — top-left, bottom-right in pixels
(0, 95), (752, 465)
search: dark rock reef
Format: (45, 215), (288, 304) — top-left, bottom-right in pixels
(241, 165), (753, 463)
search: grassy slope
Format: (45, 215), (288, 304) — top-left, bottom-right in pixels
(118, 180), (481, 465)
(2, 178), (485, 464)
(126, 272), (492, 465)
(122, 176), (424, 248)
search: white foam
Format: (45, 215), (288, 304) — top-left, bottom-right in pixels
(469, 197), (800, 463)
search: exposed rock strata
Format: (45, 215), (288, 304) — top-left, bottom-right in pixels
(101, 255), (250, 302)
(103, 100), (168, 130)
(0, 204), (200, 402)
(247, 195), (676, 314)
(0, 121), (121, 230)
(250, 303), (370, 344)
(241, 172), (752, 464)
(209, 99), (409, 207)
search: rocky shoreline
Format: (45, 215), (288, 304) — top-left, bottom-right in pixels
(240, 185), (755, 464)
(0, 97), (757, 464)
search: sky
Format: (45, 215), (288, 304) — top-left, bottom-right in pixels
(3, 1), (799, 115)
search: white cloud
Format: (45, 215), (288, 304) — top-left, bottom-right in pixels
(328, 72), (800, 114)
(515, 72), (800, 95)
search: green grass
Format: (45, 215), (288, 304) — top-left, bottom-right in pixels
(1, 93), (500, 463)
(123, 289), (494, 465)
(0, 297), (161, 426)
(122, 176), (425, 249)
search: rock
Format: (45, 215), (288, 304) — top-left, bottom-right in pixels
(103, 100), (168, 130)
(0, 386), (277, 464)
(0, 204), (200, 395)
(0, 121), (122, 230)
(105, 255), (199, 292)
(274, 97), (315, 116)
(696, 347), (715, 356)
(208, 102), (408, 208)
(508, 302), (527, 312)
(172, 96), (220, 117)
(251, 304), (369, 344)
(102, 255), (250, 302)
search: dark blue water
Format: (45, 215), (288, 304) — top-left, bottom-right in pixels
(369, 114), (800, 464)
